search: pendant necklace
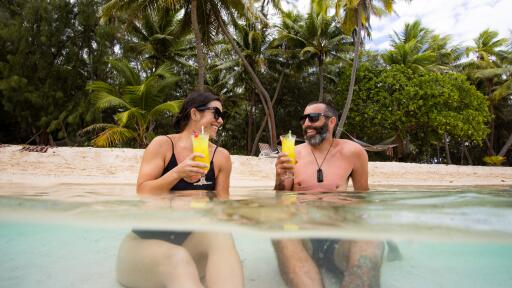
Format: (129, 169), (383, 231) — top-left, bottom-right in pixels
(310, 139), (334, 183)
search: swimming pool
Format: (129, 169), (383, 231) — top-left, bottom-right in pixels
(1, 185), (511, 287)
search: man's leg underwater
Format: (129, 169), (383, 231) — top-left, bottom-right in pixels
(273, 239), (324, 288)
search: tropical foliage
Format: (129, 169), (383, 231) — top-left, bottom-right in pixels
(80, 60), (182, 147)
(1, 0), (511, 165)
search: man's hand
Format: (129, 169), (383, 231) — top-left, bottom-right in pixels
(274, 153), (295, 191)
(275, 153), (294, 179)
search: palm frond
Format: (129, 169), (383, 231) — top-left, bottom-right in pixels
(491, 78), (512, 102)
(300, 46), (321, 58)
(148, 100), (183, 121)
(91, 92), (131, 111)
(108, 59), (141, 85)
(86, 81), (116, 95)
(474, 67), (512, 79)
(78, 123), (117, 137)
(114, 108), (147, 127)
(91, 126), (138, 148)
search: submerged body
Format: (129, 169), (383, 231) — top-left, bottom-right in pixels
(117, 92), (243, 288)
(274, 102), (381, 288)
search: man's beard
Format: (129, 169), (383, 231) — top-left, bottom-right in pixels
(303, 122), (329, 146)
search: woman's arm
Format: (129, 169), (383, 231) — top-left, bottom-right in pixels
(214, 147), (232, 200)
(136, 136), (180, 196)
(136, 136), (207, 196)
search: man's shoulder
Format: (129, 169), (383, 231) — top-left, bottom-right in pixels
(296, 142), (308, 151)
(334, 139), (367, 156)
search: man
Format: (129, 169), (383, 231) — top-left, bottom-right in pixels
(273, 101), (383, 288)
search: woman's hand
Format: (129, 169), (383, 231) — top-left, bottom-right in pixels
(171, 153), (208, 182)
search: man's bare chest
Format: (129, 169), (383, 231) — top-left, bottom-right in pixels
(293, 155), (352, 191)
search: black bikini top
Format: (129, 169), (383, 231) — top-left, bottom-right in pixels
(162, 135), (218, 191)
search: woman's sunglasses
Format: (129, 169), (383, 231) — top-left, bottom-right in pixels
(196, 106), (224, 121)
(299, 113), (333, 125)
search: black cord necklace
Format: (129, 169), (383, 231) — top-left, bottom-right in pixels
(310, 139), (334, 183)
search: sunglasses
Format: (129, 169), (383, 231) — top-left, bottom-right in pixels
(299, 113), (333, 125)
(196, 106), (224, 121)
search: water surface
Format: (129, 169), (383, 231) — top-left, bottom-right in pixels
(1, 185), (511, 287)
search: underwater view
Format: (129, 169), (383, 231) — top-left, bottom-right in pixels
(1, 185), (511, 288)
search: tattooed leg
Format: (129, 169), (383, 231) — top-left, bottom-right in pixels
(339, 241), (384, 288)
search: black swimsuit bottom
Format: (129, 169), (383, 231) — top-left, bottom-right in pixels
(133, 136), (219, 244)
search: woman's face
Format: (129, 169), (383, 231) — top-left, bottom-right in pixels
(193, 100), (223, 139)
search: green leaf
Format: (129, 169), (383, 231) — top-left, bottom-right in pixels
(148, 100), (183, 121)
(91, 126), (138, 148)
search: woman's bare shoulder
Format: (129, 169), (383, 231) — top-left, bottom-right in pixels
(145, 135), (174, 154)
(214, 146), (231, 158)
(213, 146), (232, 171)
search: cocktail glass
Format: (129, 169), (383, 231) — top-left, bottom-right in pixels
(280, 131), (296, 179)
(192, 129), (211, 186)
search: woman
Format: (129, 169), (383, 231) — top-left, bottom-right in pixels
(117, 91), (244, 288)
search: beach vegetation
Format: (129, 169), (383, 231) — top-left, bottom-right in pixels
(483, 155), (506, 166)
(79, 60), (182, 148)
(0, 0), (510, 165)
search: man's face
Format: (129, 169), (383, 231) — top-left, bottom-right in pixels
(301, 104), (332, 147)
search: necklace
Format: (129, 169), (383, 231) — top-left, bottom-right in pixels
(310, 139), (334, 183)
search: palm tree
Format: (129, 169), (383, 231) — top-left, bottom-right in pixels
(334, 0), (398, 138)
(382, 20), (462, 72)
(101, 0), (279, 148)
(80, 60), (182, 147)
(123, 7), (195, 70)
(211, 3), (278, 148)
(101, 0), (207, 91)
(463, 29), (509, 155)
(274, 7), (349, 101)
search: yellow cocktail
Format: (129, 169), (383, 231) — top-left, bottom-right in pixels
(192, 131), (210, 171)
(280, 131), (296, 165)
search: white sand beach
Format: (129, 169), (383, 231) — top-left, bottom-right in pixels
(1, 145), (511, 288)
(0, 145), (511, 190)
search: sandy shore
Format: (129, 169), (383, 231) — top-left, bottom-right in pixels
(0, 145), (511, 190)
(1, 145), (511, 288)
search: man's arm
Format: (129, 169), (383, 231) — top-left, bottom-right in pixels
(350, 146), (369, 192)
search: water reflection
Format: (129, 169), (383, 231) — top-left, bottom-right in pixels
(269, 192), (382, 288)
(116, 191), (391, 288)
(1, 188), (512, 287)
(116, 192), (244, 288)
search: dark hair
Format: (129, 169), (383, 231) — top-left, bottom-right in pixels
(306, 101), (338, 121)
(173, 91), (222, 132)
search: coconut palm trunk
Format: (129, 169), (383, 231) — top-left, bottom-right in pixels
(487, 79), (495, 154)
(247, 90), (255, 154)
(336, 9), (362, 138)
(498, 133), (512, 157)
(191, 0), (206, 91)
(318, 55), (324, 101)
(251, 70), (285, 155)
(444, 133), (452, 164)
(214, 8), (277, 148)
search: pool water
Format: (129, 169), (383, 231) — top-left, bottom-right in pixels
(1, 185), (511, 287)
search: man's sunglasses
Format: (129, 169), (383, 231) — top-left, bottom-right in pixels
(196, 106), (224, 121)
(299, 113), (333, 125)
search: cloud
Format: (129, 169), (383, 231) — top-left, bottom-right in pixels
(279, 0), (511, 51)
(368, 0), (511, 50)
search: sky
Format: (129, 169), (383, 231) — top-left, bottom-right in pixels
(281, 0), (511, 51)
